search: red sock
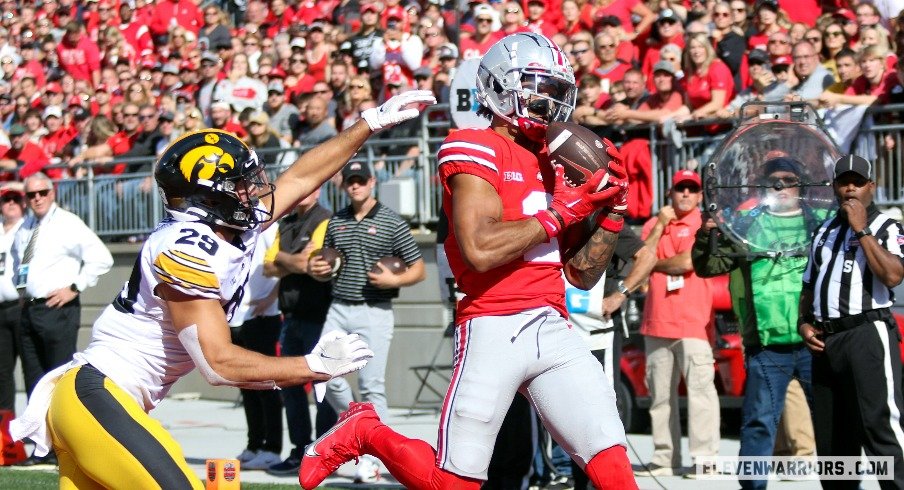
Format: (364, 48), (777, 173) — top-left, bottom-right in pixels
(584, 445), (638, 490)
(363, 424), (481, 490)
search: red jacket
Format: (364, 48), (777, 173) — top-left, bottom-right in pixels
(149, 0), (204, 36)
(5, 141), (53, 179)
(56, 36), (101, 84)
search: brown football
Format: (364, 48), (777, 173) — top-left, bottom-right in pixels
(546, 121), (613, 188)
(371, 256), (407, 275)
(313, 247), (343, 275)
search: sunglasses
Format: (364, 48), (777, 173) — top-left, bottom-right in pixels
(290, 58), (305, 63)
(123, 112), (139, 117)
(1, 194), (20, 203)
(766, 176), (800, 187)
(768, 39), (790, 44)
(505, 8), (520, 13)
(673, 184), (701, 193)
(25, 189), (50, 199)
(713, 12), (730, 17)
(570, 48), (589, 56)
(598, 43), (616, 49)
(476, 18), (492, 23)
(826, 30), (844, 37)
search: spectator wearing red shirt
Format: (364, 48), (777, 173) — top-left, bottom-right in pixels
(263, 0), (296, 37)
(56, 22), (101, 88)
(823, 46), (902, 106)
(559, 0), (593, 37)
(461, 5), (504, 60)
(39, 107), (77, 173)
(16, 44), (46, 87)
(590, 0), (655, 40)
(525, 0), (559, 38)
(500, 2), (532, 35)
(597, 15), (637, 65)
(209, 101), (248, 139)
(681, 33), (734, 119)
(119, 2), (154, 58)
(284, 48), (318, 102)
(69, 103), (143, 176)
(611, 61), (688, 123)
(766, 31), (792, 58)
(747, 0), (788, 52)
(149, 0), (204, 39)
(87, 0), (120, 43)
(641, 9), (685, 89)
(592, 32), (631, 93)
(571, 37), (601, 84)
(0, 125), (51, 181)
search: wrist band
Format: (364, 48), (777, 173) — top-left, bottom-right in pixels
(534, 210), (561, 238)
(596, 211), (623, 233)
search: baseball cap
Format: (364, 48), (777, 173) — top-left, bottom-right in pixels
(268, 80), (285, 94)
(360, 3), (380, 13)
(834, 155), (872, 180)
(763, 156), (803, 177)
(0, 183), (23, 199)
(290, 37), (306, 50)
(162, 63), (179, 75)
(42, 105), (62, 119)
(657, 8), (678, 23)
(755, 0), (779, 11)
(342, 161), (372, 181)
(247, 110), (269, 126)
(672, 169), (702, 188)
(159, 110), (175, 122)
(771, 55), (792, 67)
(200, 51), (219, 64)
(834, 8), (857, 22)
(211, 100), (232, 111)
(413, 66), (433, 79)
(747, 49), (770, 66)
(7, 123), (25, 136)
(473, 4), (495, 19)
(652, 60), (676, 75)
(527, 0), (548, 5)
(438, 43), (459, 59)
(71, 106), (90, 121)
(45, 82), (62, 94)
(179, 60), (195, 72)
(309, 21), (326, 31)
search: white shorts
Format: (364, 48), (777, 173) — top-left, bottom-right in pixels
(435, 307), (627, 480)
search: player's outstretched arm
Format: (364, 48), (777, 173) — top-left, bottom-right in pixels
(264, 90), (437, 229)
(163, 286), (353, 388)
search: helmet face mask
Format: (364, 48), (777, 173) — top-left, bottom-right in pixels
(156, 129), (275, 231)
(476, 33), (577, 140)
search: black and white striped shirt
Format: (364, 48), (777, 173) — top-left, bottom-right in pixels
(325, 202), (422, 302)
(802, 208), (904, 320)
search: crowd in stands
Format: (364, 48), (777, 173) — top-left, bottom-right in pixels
(0, 0), (895, 223)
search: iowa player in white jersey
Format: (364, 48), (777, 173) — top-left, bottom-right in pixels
(10, 90), (436, 489)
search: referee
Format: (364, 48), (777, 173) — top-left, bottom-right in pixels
(799, 155), (904, 490)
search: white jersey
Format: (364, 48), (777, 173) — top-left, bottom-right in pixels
(563, 272), (610, 346)
(76, 218), (259, 412)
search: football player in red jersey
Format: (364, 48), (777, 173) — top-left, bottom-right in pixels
(299, 32), (637, 490)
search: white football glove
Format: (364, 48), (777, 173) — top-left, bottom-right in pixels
(361, 89), (437, 131)
(305, 332), (374, 401)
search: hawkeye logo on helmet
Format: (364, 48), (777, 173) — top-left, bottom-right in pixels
(179, 133), (236, 182)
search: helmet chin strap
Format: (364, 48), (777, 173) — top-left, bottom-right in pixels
(517, 116), (547, 142)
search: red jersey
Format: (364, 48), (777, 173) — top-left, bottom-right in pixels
(4, 142), (51, 179)
(56, 37), (101, 84)
(847, 71), (903, 104)
(120, 21), (154, 58)
(460, 33), (504, 61)
(593, 61), (631, 92)
(681, 59), (734, 110)
(438, 128), (568, 323)
(41, 127), (78, 159)
(149, 0), (203, 36)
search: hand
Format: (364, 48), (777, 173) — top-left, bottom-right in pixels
(361, 89), (437, 131)
(799, 322), (825, 353)
(657, 205), (677, 226)
(367, 263), (401, 289)
(601, 144), (628, 215)
(703, 217), (718, 232)
(602, 293), (626, 318)
(307, 255), (336, 281)
(841, 198), (868, 232)
(305, 332), (374, 379)
(536, 164), (623, 238)
(46, 287), (78, 308)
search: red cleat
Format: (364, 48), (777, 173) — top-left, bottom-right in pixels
(299, 402), (380, 489)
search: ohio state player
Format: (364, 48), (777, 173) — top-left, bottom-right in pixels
(299, 33), (637, 490)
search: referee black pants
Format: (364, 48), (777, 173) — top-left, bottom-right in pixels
(19, 298), (80, 398)
(812, 316), (904, 489)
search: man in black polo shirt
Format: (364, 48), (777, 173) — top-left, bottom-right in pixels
(799, 155), (904, 489)
(309, 161), (425, 483)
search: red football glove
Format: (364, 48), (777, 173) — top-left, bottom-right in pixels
(534, 165), (621, 239)
(596, 141), (629, 233)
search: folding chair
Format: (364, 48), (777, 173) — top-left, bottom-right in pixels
(407, 277), (458, 416)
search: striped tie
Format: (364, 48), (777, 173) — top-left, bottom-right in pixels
(21, 220), (39, 265)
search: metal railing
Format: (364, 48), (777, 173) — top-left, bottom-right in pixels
(37, 103), (903, 238)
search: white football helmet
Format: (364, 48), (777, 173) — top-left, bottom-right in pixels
(476, 33), (577, 140)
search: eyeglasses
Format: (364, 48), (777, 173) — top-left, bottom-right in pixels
(0, 59), (11, 65)
(290, 58), (305, 63)
(244, 42), (258, 46)
(570, 48), (589, 56)
(476, 18), (492, 23)
(805, 36), (821, 43)
(25, 189), (50, 199)
(205, 11), (218, 16)
(98, 7), (111, 12)
(598, 44), (616, 49)
(505, 8), (521, 13)
(139, 75), (152, 81)
(769, 39), (790, 44)
(659, 19), (677, 25)
(713, 12), (730, 17)
(131, 87), (144, 93)
(139, 114), (155, 120)
(733, 7), (746, 12)
(826, 30), (844, 37)
(425, 31), (440, 37)
(123, 112), (139, 117)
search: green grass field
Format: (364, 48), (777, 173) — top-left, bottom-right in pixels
(0, 468), (341, 489)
